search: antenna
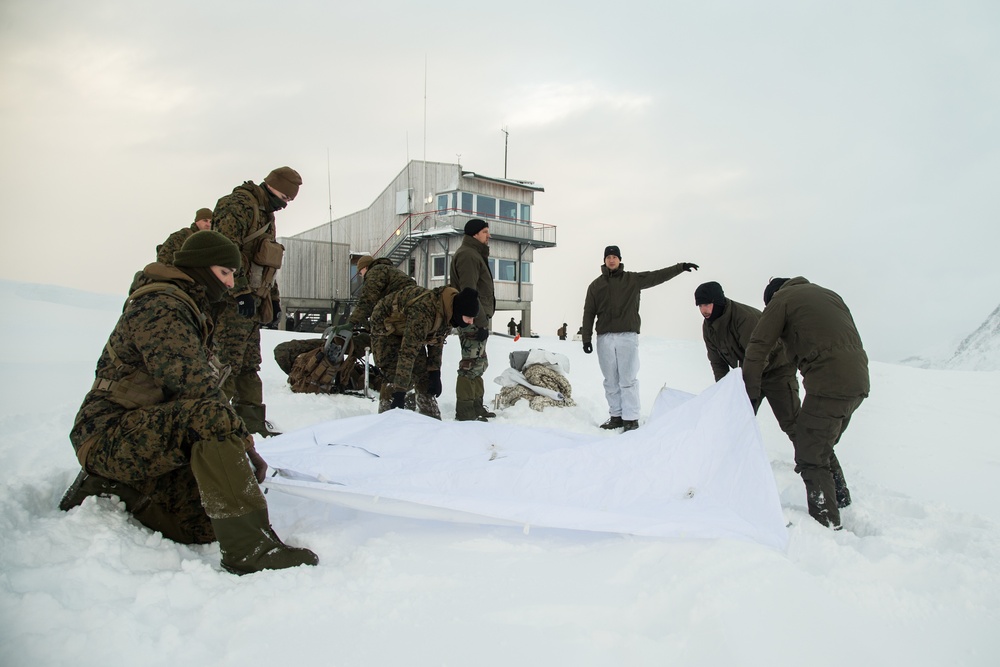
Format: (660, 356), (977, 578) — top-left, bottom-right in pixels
(501, 126), (509, 178)
(423, 55), (428, 209)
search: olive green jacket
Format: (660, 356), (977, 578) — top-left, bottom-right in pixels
(743, 277), (869, 400)
(449, 235), (495, 329)
(581, 262), (685, 343)
(703, 298), (794, 382)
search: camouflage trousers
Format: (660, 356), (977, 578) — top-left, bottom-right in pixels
(372, 334), (441, 419)
(214, 299), (263, 407)
(85, 398), (250, 544)
(456, 324), (489, 380)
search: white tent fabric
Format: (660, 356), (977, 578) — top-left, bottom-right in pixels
(261, 371), (789, 551)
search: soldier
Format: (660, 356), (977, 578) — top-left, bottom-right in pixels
(449, 219), (496, 421)
(743, 277), (870, 530)
(60, 230), (317, 574)
(582, 245), (699, 432)
(212, 166), (301, 437)
(694, 281), (799, 443)
(557, 323), (568, 340)
(156, 208), (213, 265)
(348, 255), (416, 330)
(370, 285), (480, 418)
(507, 318), (517, 336)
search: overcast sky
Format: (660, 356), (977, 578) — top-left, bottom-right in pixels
(1, 0), (997, 362)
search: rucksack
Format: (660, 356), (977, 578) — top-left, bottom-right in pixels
(286, 328), (381, 395)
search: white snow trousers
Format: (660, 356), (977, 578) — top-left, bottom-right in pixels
(596, 332), (641, 421)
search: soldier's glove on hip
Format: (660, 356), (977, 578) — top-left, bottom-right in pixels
(236, 294), (256, 319)
(427, 370), (442, 397)
(682, 263), (700, 272)
(583, 342), (593, 354)
(270, 300), (281, 326)
(390, 391), (406, 409)
(246, 446), (268, 483)
(474, 327), (490, 342)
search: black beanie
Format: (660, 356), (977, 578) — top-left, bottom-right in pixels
(604, 245), (621, 259)
(173, 230), (242, 269)
(465, 219), (489, 236)
(452, 287), (480, 319)
(763, 277), (790, 305)
(694, 282), (725, 306)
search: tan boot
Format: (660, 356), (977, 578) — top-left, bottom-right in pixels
(212, 509), (318, 575)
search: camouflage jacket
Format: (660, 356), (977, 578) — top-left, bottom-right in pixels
(348, 258), (416, 327)
(69, 263), (241, 457)
(449, 235), (495, 328)
(743, 277), (869, 400)
(370, 284), (458, 390)
(702, 298), (794, 382)
(155, 223), (197, 265)
(213, 181), (279, 300)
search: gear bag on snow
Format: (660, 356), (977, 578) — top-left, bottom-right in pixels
(282, 327), (380, 395)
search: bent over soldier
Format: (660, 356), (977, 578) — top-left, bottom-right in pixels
(61, 231), (317, 575)
(370, 285), (480, 418)
(694, 281), (799, 442)
(743, 277), (870, 530)
(348, 255), (416, 330)
(212, 166), (301, 437)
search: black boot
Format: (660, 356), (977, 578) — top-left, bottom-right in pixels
(622, 420), (639, 432)
(58, 469), (142, 511)
(600, 416), (624, 430)
(830, 454), (852, 508)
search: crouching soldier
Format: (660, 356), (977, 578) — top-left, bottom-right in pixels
(347, 255), (416, 330)
(60, 230), (318, 575)
(370, 285), (480, 418)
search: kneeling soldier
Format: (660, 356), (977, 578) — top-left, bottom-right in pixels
(61, 230), (318, 575)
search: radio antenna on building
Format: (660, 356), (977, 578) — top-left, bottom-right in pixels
(501, 126), (509, 178)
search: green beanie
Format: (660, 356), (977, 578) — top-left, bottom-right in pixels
(173, 230), (241, 269)
(194, 207), (213, 223)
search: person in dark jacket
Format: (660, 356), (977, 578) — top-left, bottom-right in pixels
(695, 281), (799, 442)
(581, 245), (699, 432)
(449, 219), (497, 421)
(743, 277), (870, 530)
(61, 231), (317, 574)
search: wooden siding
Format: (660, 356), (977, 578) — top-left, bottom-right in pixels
(276, 237), (351, 306)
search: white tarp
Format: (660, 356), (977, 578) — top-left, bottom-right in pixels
(261, 372), (789, 551)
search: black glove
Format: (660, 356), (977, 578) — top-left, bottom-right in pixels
(270, 300), (281, 326)
(390, 391), (406, 409)
(235, 294), (256, 319)
(474, 327), (490, 342)
(583, 342), (593, 354)
(682, 263), (700, 272)
(427, 370), (442, 397)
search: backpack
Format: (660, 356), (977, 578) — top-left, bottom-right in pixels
(286, 328), (381, 395)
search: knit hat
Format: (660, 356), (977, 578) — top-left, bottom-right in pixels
(694, 281), (725, 306)
(173, 230), (241, 269)
(604, 245), (621, 259)
(763, 277), (790, 305)
(452, 287), (480, 319)
(264, 166), (302, 200)
(464, 219), (489, 236)
(194, 208), (213, 223)
(356, 255), (375, 273)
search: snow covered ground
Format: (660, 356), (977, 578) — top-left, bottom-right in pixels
(1, 279), (999, 666)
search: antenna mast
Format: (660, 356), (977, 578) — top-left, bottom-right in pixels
(501, 126), (509, 178)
